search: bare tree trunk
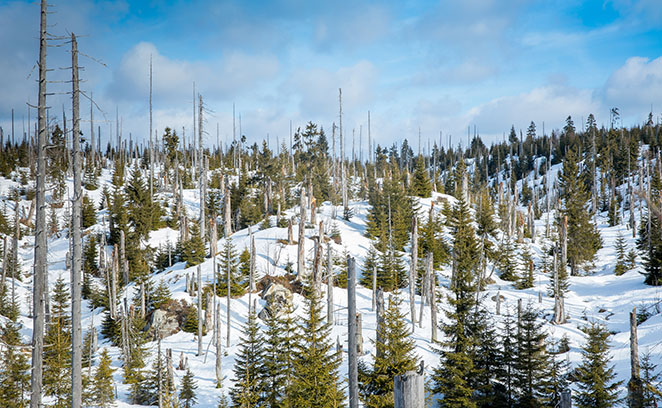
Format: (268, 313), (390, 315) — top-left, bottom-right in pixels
(628, 307), (644, 408)
(327, 242), (334, 324)
(215, 302), (222, 387)
(31, 1), (48, 405)
(410, 216), (418, 330)
(394, 366), (425, 408)
(356, 312), (363, 355)
(297, 190), (306, 278)
(223, 181), (232, 237)
(347, 256), (358, 408)
(149, 56), (154, 198)
(120, 230), (128, 285)
(429, 253), (437, 342)
(287, 217), (293, 245)
(376, 289), (384, 358)
(249, 233), (256, 293)
(372, 264), (377, 312)
(226, 249), (231, 348)
(418, 253), (431, 328)
(197, 265), (203, 356)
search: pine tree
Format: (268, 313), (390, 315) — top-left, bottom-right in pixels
(433, 190), (480, 408)
(412, 155), (432, 198)
(125, 164), (155, 241)
(124, 313), (149, 404)
(542, 338), (570, 408)
(216, 238), (246, 297)
(81, 194), (97, 228)
(289, 284), (345, 408)
(559, 146), (601, 275)
(180, 367), (198, 408)
(514, 304), (549, 406)
(498, 237), (518, 282)
(182, 305), (200, 334)
(262, 305), (298, 407)
(230, 310), (265, 408)
(376, 246), (407, 292)
(150, 279), (172, 310)
(90, 348), (115, 408)
(359, 294), (417, 408)
(182, 221), (206, 267)
(494, 311), (517, 407)
(43, 276), (72, 408)
(82, 235), (98, 299)
(0, 319), (30, 408)
(516, 245), (534, 289)
(137, 349), (172, 405)
(614, 231), (629, 276)
(640, 351), (661, 407)
(637, 167), (662, 286)
(574, 322), (622, 408)
(469, 307), (502, 407)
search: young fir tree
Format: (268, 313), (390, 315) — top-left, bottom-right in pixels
(359, 294), (417, 408)
(640, 351), (661, 407)
(574, 322), (622, 408)
(82, 234), (98, 299)
(516, 245), (535, 290)
(182, 305), (200, 333)
(559, 146), (601, 275)
(137, 349), (173, 405)
(637, 166), (662, 286)
(495, 311), (518, 407)
(433, 189), (480, 407)
(89, 348), (115, 408)
(376, 246), (407, 292)
(43, 276), (72, 408)
(125, 164), (156, 241)
(543, 338), (570, 408)
(469, 307), (502, 407)
(124, 313), (149, 405)
(419, 208), (449, 270)
(0, 318), (30, 408)
(412, 155), (432, 198)
(182, 221), (206, 267)
(289, 284), (345, 408)
(180, 367), (198, 408)
(216, 238), (246, 297)
(614, 231), (629, 276)
(149, 279), (172, 310)
(514, 304), (549, 406)
(262, 304), (298, 407)
(81, 193), (97, 228)
(498, 237), (518, 282)
(230, 309), (265, 408)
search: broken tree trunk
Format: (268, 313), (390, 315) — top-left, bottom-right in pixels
(628, 307), (644, 408)
(394, 364), (425, 408)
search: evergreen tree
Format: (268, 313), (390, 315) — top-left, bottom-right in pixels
(574, 322), (622, 408)
(359, 294), (417, 408)
(82, 235), (98, 299)
(640, 351), (661, 407)
(182, 221), (206, 267)
(90, 348), (115, 408)
(149, 279), (172, 310)
(494, 311), (517, 407)
(412, 155), (432, 198)
(180, 367), (198, 408)
(124, 313), (149, 405)
(559, 146), (601, 275)
(376, 247), (407, 292)
(0, 319), (30, 408)
(433, 190), (480, 407)
(81, 194), (97, 228)
(498, 237), (518, 282)
(43, 276), (72, 408)
(516, 245), (534, 290)
(262, 304), (298, 407)
(217, 238), (246, 297)
(514, 304), (549, 407)
(637, 167), (662, 286)
(614, 231), (629, 276)
(290, 284), (344, 408)
(542, 338), (570, 408)
(230, 310), (265, 408)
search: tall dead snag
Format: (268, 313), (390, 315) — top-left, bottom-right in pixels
(297, 189), (306, 278)
(339, 88), (348, 213)
(428, 253), (437, 343)
(418, 252), (431, 328)
(149, 55), (154, 198)
(347, 256), (358, 408)
(552, 247), (565, 324)
(31, 1), (48, 406)
(197, 265), (203, 356)
(215, 302), (222, 387)
(628, 307), (644, 408)
(409, 216), (418, 330)
(375, 289), (384, 359)
(223, 180), (232, 237)
(70, 32), (83, 408)
(327, 242), (334, 324)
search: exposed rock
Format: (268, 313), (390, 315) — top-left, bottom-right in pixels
(258, 281), (294, 320)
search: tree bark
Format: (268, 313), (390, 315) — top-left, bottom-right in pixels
(347, 256), (358, 408)
(410, 216), (418, 330)
(297, 190), (306, 278)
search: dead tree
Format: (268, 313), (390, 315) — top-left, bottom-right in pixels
(339, 89), (348, 213)
(327, 242), (334, 324)
(149, 56), (154, 198)
(418, 253), (432, 328)
(552, 247), (565, 324)
(70, 32), (83, 408)
(628, 307), (644, 408)
(429, 253), (437, 343)
(394, 364), (425, 408)
(197, 265), (203, 356)
(409, 216), (418, 330)
(297, 189), (306, 278)
(31, 1), (48, 406)
(215, 302), (222, 387)
(347, 256), (358, 408)
(223, 180), (232, 237)
(376, 289), (385, 358)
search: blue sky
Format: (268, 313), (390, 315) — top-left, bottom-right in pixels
(1, 0), (661, 151)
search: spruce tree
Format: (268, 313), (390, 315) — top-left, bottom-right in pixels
(43, 276), (72, 408)
(637, 166), (662, 286)
(412, 155), (432, 198)
(574, 322), (622, 408)
(359, 294), (417, 408)
(230, 310), (265, 408)
(433, 190), (480, 408)
(124, 313), (149, 404)
(82, 235), (98, 299)
(180, 367), (198, 408)
(516, 245), (534, 289)
(81, 193), (97, 228)
(640, 351), (661, 407)
(216, 238), (246, 297)
(262, 305), (298, 407)
(614, 231), (629, 276)
(0, 319), (30, 408)
(543, 338), (570, 408)
(290, 284), (344, 408)
(514, 304), (549, 406)
(498, 237), (518, 282)
(90, 348), (115, 408)
(182, 221), (206, 267)
(559, 146), (601, 275)
(376, 246), (407, 292)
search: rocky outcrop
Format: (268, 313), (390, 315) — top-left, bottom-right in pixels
(258, 281), (294, 321)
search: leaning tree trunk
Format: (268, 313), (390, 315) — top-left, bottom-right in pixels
(70, 33), (83, 408)
(31, 1), (48, 406)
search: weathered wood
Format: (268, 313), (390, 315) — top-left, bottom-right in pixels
(297, 190), (306, 278)
(347, 256), (358, 408)
(327, 242), (334, 324)
(376, 289), (385, 358)
(197, 265), (202, 356)
(628, 307), (644, 408)
(560, 389), (572, 408)
(394, 365), (425, 408)
(429, 253), (437, 343)
(223, 181), (232, 237)
(372, 264), (377, 312)
(215, 302), (222, 387)
(410, 216), (418, 330)
(287, 217), (294, 245)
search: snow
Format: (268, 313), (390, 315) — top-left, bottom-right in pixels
(2, 158), (662, 407)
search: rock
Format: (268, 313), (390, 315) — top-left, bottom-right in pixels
(258, 282), (294, 321)
(148, 308), (181, 339)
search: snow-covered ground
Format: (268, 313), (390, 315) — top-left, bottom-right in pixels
(2, 160), (661, 407)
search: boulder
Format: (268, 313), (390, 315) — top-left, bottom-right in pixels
(148, 308), (181, 339)
(258, 281), (294, 321)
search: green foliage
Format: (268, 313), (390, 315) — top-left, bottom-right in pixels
(216, 238), (247, 297)
(637, 166), (662, 285)
(412, 155), (432, 198)
(82, 194), (97, 228)
(574, 322), (622, 408)
(181, 221), (206, 267)
(182, 305), (199, 334)
(150, 279), (173, 310)
(0, 319), (30, 408)
(180, 368), (198, 408)
(614, 231), (629, 276)
(43, 276), (72, 408)
(230, 310), (265, 408)
(262, 303), (298, 405)
(289, 284), (345, 408)
(514, 304), (549, 406)
(89, 348), (115, 408)
(516, 245), (535, 289)
(359, 294), (417, 408)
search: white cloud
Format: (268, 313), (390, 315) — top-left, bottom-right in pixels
(603, 56), (662, 115)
